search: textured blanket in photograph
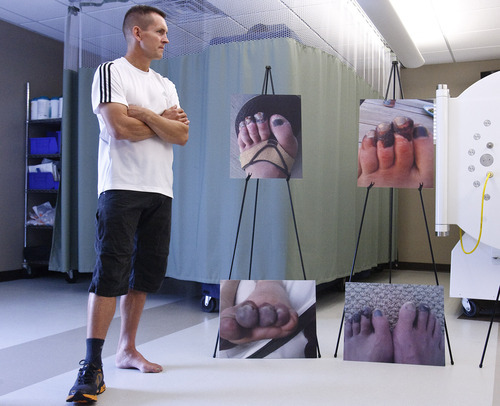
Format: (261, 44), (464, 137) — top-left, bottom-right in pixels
(218, 280), (317, 358)
(230, 94), (302, 179)
(344, 282), (445, 366)
(357, 99), (435, 189)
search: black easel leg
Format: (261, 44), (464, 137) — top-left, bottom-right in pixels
(334, 308), (346, 358)
(418, 184), (440, 285)
(213, 331), (220, 358)
(385, 60), (403, 284)
(262, 66), (275, 95)
(228, 174), (252, 280)
(395, 63), (405, 98)
(418, 183), (454, 365)
(286, 177), (321, 357)
(389, 187), (393, 283)
(479, 285), (500, 368)
(334, 183), (374, 357)
(348, 182), (374, 283)
(214, 174), (252, 358)
(286, 176), (307, 280)
(443, 320), (454, 365)
(384, 62), (395, 101)
(248, 179), (259, 280)
(383, 60), (404, 101)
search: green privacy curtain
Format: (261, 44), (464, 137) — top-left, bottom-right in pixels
(50, 37), (392, 285)
(160, 38), (392, 284)
(49, 6), (81, 276)
(49, 68), (98, 276)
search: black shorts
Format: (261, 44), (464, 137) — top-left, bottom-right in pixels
(89, 190), (172, 297)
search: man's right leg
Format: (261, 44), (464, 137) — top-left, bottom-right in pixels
(67, 191), (140, 403)
(87, 293), (117, 339)
(66, 293), (116, 403)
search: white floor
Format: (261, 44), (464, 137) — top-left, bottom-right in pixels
(0, 269), (499, 406)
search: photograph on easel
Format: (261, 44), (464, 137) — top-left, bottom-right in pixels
(344, 282), (445, 366)
(357, 99), (435, 189)
(230, 94), (302, 179)
(217, 280), (317, 358)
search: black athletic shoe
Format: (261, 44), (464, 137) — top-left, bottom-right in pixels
(66, 360), (106, 403)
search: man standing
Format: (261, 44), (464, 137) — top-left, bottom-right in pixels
(67, 5), (189, 403)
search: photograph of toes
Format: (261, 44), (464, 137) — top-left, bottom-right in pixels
(357, 99), (435, 189)
(217, 280), (317, 358)
(344, 282), (445, 366)
(230, 94), (302, 179)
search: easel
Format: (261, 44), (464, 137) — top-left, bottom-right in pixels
(479, 285), (500, 367)
(385, 58), (404, 283)
(213, 66), (320, 358)
(334, 59), (454, 365)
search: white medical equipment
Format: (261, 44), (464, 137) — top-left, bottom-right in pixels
(435, 72), (500, 315)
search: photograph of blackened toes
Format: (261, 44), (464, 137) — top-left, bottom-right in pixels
(357, 99), (434, 189)
(218, 280), (317, 358)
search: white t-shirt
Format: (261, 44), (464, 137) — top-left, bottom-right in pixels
(92, 57), (180, 197)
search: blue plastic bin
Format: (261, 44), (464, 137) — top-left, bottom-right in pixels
(46, 131), (61, 152)
(30, 137), (59, 155)
(28, 172), (59, 190)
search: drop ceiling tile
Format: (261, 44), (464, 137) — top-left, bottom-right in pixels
(80, 13), (124, 39)
(453, 46), (500, 63)
(420, 50), (455, 65)
(282, 0), (332, 7)
(229, 8), (309, 33)
(209, 0), (284, 17)
(291, 2), (347, 31)
(446, 30), (500, 49)
(175, 16), (245, 43)
(0, 0), (67, 22)
(432, 0), (500, 12)
(438, 8), (500, 34)
(21, 20), (65, 41)
(78, 0), (133, 12)
(82, 4), (129, 31)
(0, 7), (32, 25)
(415, 38), (450, 54)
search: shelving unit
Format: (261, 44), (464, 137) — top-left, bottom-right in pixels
(23, 82), (61, 276)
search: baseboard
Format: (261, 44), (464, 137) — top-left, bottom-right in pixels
(396, 262), (450, 273)
(0, 265), (52, 282)
(0, 269), (24, 282)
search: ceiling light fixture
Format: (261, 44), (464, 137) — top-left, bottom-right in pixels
(356, 0), (425, 68)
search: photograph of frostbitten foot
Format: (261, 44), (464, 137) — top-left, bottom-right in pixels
(357, 99), (434, 189)
(218, 280), (317, 358)
(343, 282), (445, 367)
(230, 95), (302, 179)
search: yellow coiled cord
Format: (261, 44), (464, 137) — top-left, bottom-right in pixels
(460, 171), (493, 254)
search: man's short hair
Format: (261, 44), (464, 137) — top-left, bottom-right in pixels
(122, 5), (166, 37)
